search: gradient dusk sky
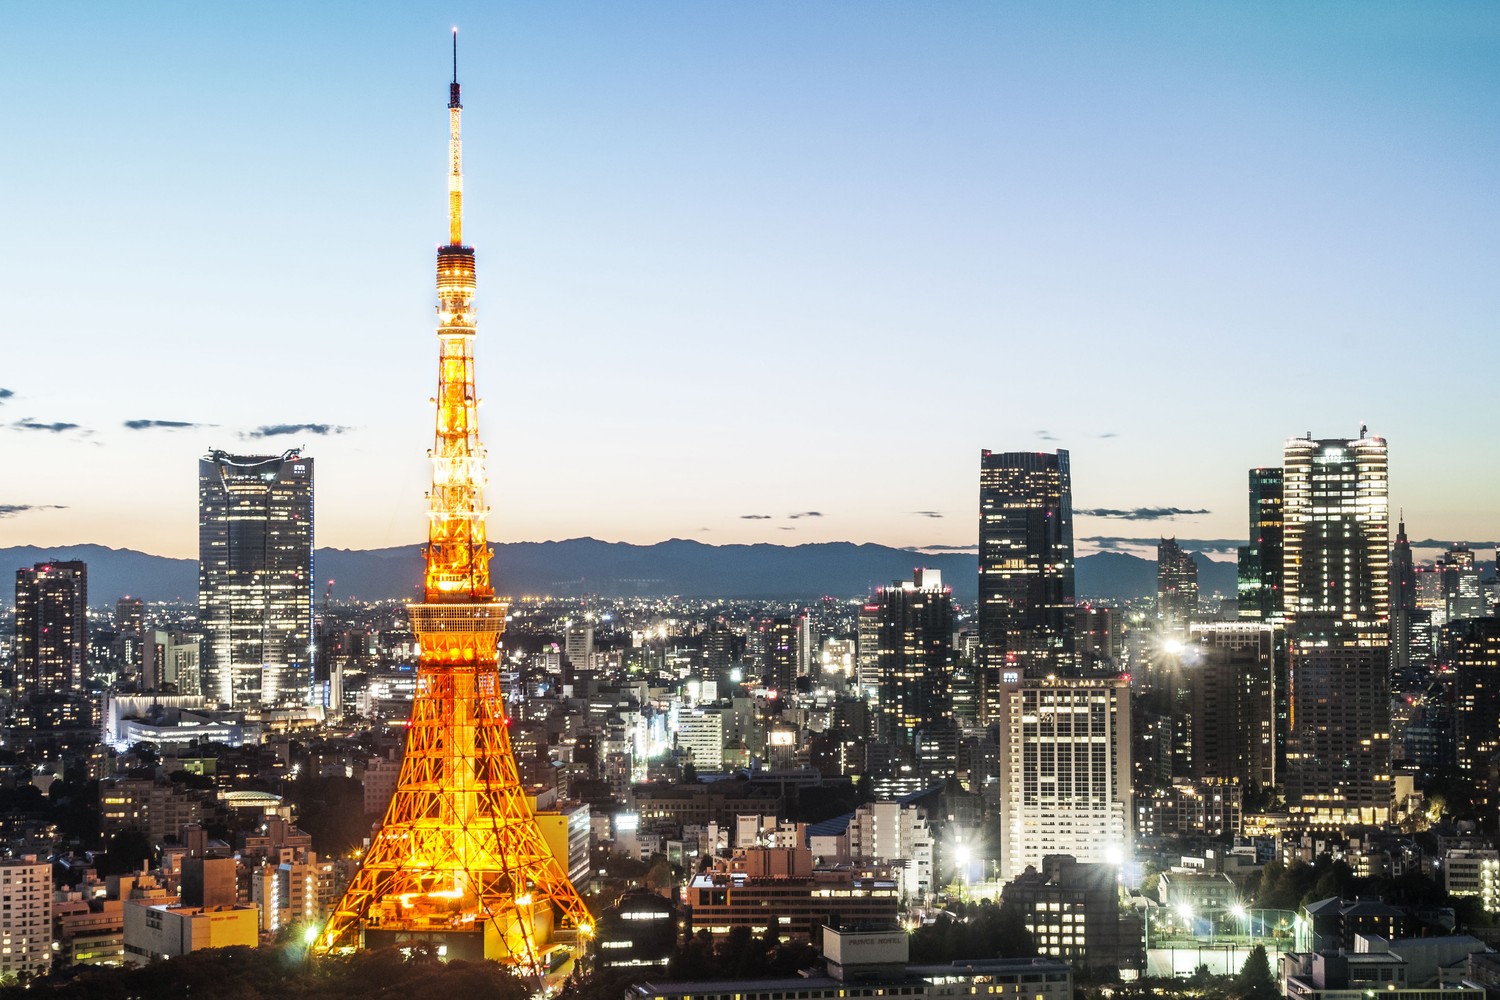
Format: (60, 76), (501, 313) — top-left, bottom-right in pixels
(1, 4), (1496, 561)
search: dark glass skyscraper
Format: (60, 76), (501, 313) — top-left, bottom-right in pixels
(1156, 537), (1198, 638)
(15, 561), (88, 698)
(875, 568), (954, 747)
(1391, 516), (1422, 685)
(978, 450), (1074, 714)
(1236, 467), (1284, 622)
(198, 449), (314, 709)
(1449, 617), (1500, 814)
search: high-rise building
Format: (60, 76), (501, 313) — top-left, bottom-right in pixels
(0, 855), (53, 980)
(198, 449), (314, 708)
(978, 450), (1075, 713)
(702, 620), (741, 684)
(1441, 545), (1485, 623)
(874, 569), (954, 747)
(1075, 606), (1122, 673)
(1282, 431), (1388, 631)
(1281, 430), (1391, 825)
(14, 560), (89, 698)
(115, 596), (144, 681)
(562, 624), (593, 673)
(1237, 468), (1284, 622)
(1177, 623), (1276, 790)
(1415, 565), (1449, 629)
(1391, 517), (1421, 684)
(1449, 618), (1500, 811)
(1156, 537), (1198, 638)
(856, 602), (882, 699)
(997, 673), (1131, 882)
(762, 617), (799, 696)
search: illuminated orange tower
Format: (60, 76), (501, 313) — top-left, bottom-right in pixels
(320, 33), (592, 969)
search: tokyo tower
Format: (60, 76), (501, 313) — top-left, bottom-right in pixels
(319, 33), (593, 969)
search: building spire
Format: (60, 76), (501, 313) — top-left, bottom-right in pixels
(447, 27), (463, 246)
(425, 31), (488, 602)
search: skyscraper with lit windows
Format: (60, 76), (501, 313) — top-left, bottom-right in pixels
(1237, 467), (1284, 622)
(1282, 431), (1389, 631)
(978, 449), (1075, 719)
(198, 449), (314, 709)
(996, 672), (1131, 882)
(874, 568), (954, 747)
(14, 560), (89, 698)
(1156, 537), (1198, 638)
(1281, 429), (1391, 825)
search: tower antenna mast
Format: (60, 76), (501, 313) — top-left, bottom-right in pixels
(447, 27), (463, 246)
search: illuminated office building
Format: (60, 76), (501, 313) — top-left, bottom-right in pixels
(1180, 623), (1276, 790)
(115, 596), (144, 681)
(874, 568), (954, 747)
(1237, 467), (1284, 622)
(198, 449), (314, 708)
(1440, 545), (1486, 623)
(1281, 430), (1390, 825)
(762, 616), (800, 697)
(1282, 431), (1388, 631)
(996, 673), (1131, 882)
(1450, 618), (1500, 808)
(1156, 537), (1198, 638)
(978, 449), (1075, 716)
(14, 561), (89, 697)
(1391, 517), (1422, 685)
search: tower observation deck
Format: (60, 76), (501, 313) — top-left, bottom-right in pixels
(319, 33), (593, 971)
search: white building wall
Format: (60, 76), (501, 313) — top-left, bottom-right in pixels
(997, 674), (1132, 883)
(0, 856), (52, 981)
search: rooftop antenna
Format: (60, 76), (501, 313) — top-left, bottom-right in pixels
(447, 27), (463, 244)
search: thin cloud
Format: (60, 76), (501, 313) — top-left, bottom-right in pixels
(1035, 430), (1058, 441)
(0, 388), (13, 402)
(1413, 539), (1500, 550)
(915, 543), (977, 552)
(913, 511), (944, 519)
(777, 526), (796, 531)
(1096, 432), (1118, 439)
(787, 511), (823, 519)
(125, 419), (210, 431)
(740, 514), (772, 520)
(0, 504), (67, 518)
(11, 419), (82, 433)
(245, 423), (350, 438)
(1083, 536), (1245, 554)
(1076, 507), (1210, 520)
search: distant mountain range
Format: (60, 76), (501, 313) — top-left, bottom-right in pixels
(1, 539), (1239, 606)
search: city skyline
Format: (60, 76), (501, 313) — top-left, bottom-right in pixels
(2, 4), (1497, 561)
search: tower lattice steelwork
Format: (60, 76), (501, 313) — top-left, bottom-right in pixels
(319, 34), (593, 969)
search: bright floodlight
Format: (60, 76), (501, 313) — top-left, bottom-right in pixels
(1231, 904), (1247, 919)
(1177, 902), (1194, 921)
(304, 925), (319, 945)
(1162, 639), (1185, 655)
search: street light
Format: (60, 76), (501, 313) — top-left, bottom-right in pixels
(955, 844), (971, 887)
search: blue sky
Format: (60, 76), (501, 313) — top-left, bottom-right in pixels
(1, 3), (1496, 560)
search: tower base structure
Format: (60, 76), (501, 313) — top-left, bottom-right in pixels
(320, 601), (592, 973)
